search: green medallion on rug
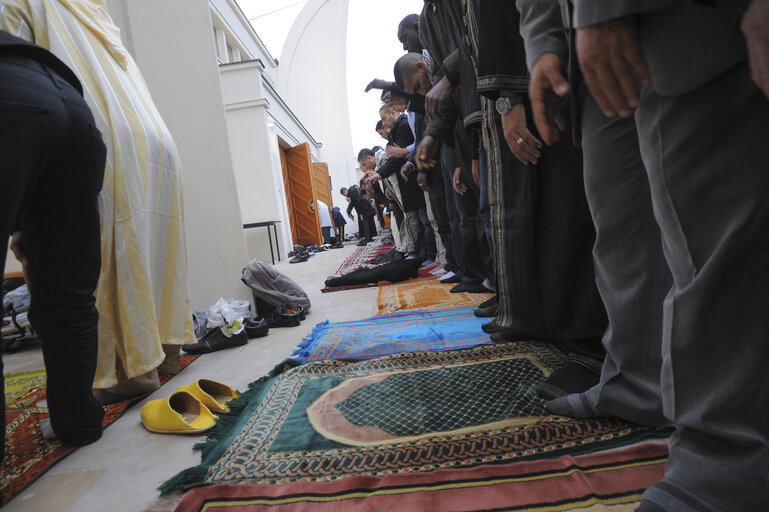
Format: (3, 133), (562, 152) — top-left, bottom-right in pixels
(161, 343), (669, 494)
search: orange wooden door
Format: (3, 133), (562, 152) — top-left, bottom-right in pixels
(286, 143), (322, 245)
(278, 146), (298, 245)
(311, 162), (333, 209)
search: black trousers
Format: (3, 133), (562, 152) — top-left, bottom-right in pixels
(0, 55), (106, 451)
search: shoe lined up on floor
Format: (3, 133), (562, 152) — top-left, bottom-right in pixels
(182, 327), (248, 354)
(140, 379), (239, 434)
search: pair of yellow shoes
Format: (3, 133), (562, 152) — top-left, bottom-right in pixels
(140, 379), (239, 434)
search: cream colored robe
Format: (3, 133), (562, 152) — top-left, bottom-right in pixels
(1, 0), (194, 388)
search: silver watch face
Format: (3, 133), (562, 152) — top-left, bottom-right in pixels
(496, 97), (513, 116)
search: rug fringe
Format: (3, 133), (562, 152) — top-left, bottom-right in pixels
(291, 320), (331, 363)
(157, 358), (301, 496)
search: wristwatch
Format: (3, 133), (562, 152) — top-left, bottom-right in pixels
(495, 95), (524, 116)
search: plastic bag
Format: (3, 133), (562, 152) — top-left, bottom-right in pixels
(205, 298), (250, 337)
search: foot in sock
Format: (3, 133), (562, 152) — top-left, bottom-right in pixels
(450, 281), (481, 293)
(535, 358), (601, 400)
(41, 418), (57, 440)
(545, 386), (601, 418)
(481, 319), (506, 333)
(474, 304), (498, 317)
(478, 295), (497, 309)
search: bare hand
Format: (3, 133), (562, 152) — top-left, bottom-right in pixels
(417, 171), (429, 191)
(743, 0), (769, 99)
(426, 76), (453, 122)
(452, 167), (467, 195)
(387, 144), (409, 158)
(401, 162), (414, 181)
(501, 104), (542, 165)
(365, 78), (392, 93)
(576, 17), (651, 118)
(529, 53), (568, 145)
(471, 159), (481, 188)
(415, 135), (440, 170)
(10, 231), (30, 286)
(363, 170), (382, 183)
(385, 188), (393, 200)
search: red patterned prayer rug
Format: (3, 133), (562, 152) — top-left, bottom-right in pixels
(160, 344), (670, 503)
(1, 354), (198, 505)
(173, 443), (668, 511)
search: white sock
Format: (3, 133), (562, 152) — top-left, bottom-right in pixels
(438, 271), (456, 282)
(431, 268), (448, 276)
(41, 418), (57, 440)
(482, 278), (495, 291)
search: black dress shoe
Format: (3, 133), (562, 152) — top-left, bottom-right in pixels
(478, 295), (497, 309)
(266, 307), (301, 328)
(182, 328), (248, 354)
(289, 252), (308, 263)
(474, 304), (499, 317)
(489, 328), (546, 342)
(481, 319), (507, 333)
(244, 317), (269, 338)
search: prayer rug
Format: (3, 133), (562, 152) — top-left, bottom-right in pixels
(1, 355), (198, 505)
(291, 308), (493, 363)
(173, 442), (668, 511)
(377, 276), (493, 314)
(160, 344), (669, 499)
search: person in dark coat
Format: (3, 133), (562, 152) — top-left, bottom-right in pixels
(341, 185), (376, 246)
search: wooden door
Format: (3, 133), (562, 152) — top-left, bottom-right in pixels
(285, 143), (322, 245)
(278, 146), (297, 245)
(311, 162), (333, 209)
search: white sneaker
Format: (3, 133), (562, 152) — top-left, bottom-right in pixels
(438, 271), (456, 282)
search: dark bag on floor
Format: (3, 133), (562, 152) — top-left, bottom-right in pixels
(242, 259), (311, 317)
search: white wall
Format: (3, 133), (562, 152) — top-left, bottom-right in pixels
(277, 0), (357, 211)
(107, 0), (251, 309)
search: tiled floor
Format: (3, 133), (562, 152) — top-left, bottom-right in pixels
(3, 243), (376, 511)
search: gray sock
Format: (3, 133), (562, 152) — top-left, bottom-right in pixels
(41, 418), (57, 440)
(545, 386), (601, 418)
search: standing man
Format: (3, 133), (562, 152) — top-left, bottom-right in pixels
(569, 1), (768, 509)
(1, 0), (196, 403)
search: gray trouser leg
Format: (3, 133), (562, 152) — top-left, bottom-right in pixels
(637, 61), (769, 511)
(579, 85), (671, 427)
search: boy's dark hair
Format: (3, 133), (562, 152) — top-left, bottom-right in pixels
(393, 52), (422, 90)
(375, 120), (384, 131)
(357, 148), (375, 162)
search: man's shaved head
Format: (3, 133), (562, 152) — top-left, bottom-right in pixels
(397, 14), (421, 53)
(393, 52), (430, 95)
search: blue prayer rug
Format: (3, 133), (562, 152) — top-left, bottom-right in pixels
(292, 308), (493, 363)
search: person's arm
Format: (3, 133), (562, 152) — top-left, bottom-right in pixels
(516, 0), (568, 72)
(475, 0), (531, 100)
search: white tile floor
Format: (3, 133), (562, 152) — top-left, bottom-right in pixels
(3, 243), (376, 511)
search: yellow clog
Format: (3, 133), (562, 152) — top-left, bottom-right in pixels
(175, 379), (239, 414)
(140, 391), (216, 434)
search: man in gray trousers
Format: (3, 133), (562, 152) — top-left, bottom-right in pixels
(518, 0), (769, 509)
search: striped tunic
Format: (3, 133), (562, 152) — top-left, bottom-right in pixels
(1, 0), (194, 388)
